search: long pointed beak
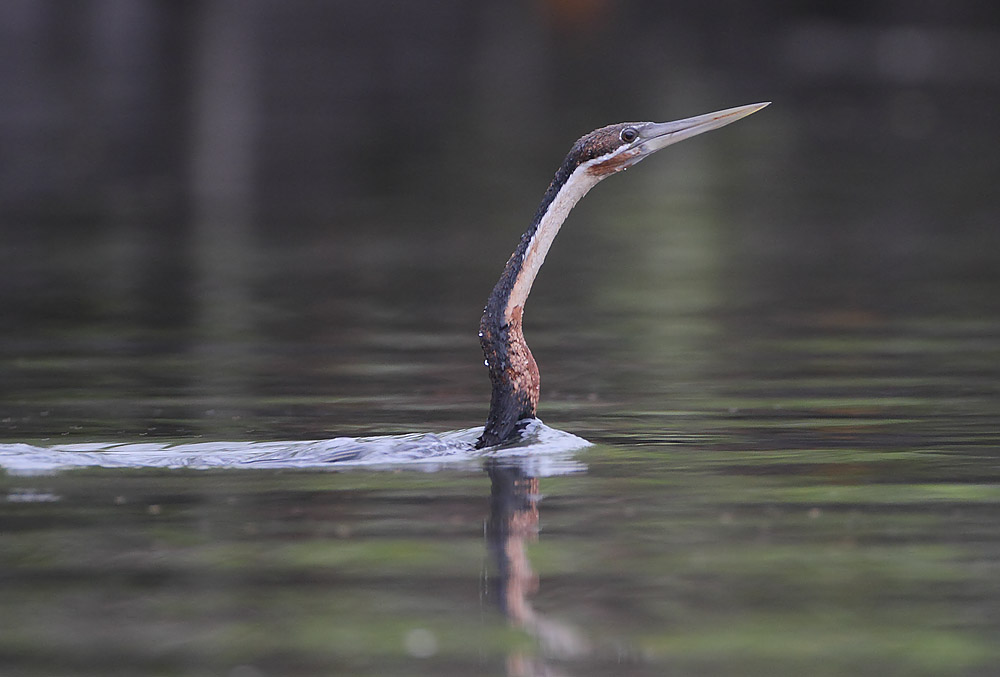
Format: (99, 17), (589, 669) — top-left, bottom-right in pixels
(638, 102), (770, 155)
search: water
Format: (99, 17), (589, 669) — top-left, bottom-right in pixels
(4, 5), (1000, 676)
(3, 432), (999, 675)
(4, 215), (999, 677)
(0, 420), (589, 475)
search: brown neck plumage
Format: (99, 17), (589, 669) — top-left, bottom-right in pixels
(475, 155), (603, 448)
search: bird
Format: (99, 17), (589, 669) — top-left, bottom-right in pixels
(475, 102), (769, 449)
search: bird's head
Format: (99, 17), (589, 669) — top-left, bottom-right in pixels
(569, 102), (770, 178)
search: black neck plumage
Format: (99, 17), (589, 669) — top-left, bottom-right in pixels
(476, 151), (595, 448)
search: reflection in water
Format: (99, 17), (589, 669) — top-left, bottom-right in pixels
(486, 459), (589, 676)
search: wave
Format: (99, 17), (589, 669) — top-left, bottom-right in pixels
(0, 419), (590, 476)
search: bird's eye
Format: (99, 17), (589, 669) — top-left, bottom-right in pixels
(620, 127), (638, 143)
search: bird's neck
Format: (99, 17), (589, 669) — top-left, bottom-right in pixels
(476, 163), (601, 448)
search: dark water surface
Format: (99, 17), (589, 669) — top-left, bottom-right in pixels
(4, 165), (1000, 675)
(3, 5), (1000, 676)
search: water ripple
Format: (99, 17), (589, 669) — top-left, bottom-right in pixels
(0, 419), (590, 476)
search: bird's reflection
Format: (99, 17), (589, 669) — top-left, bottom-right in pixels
(484, 459), (589, 676)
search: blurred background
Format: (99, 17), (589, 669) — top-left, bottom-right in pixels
(3, 4), (1000, 676)
(1, 0), (999, 442)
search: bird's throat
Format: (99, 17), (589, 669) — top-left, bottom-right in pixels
(504, 164), (601, 323)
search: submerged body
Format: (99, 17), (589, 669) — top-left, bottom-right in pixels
(476, 103), (769, 449)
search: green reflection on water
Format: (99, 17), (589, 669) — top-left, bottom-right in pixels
(4, 441), (996, 677)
